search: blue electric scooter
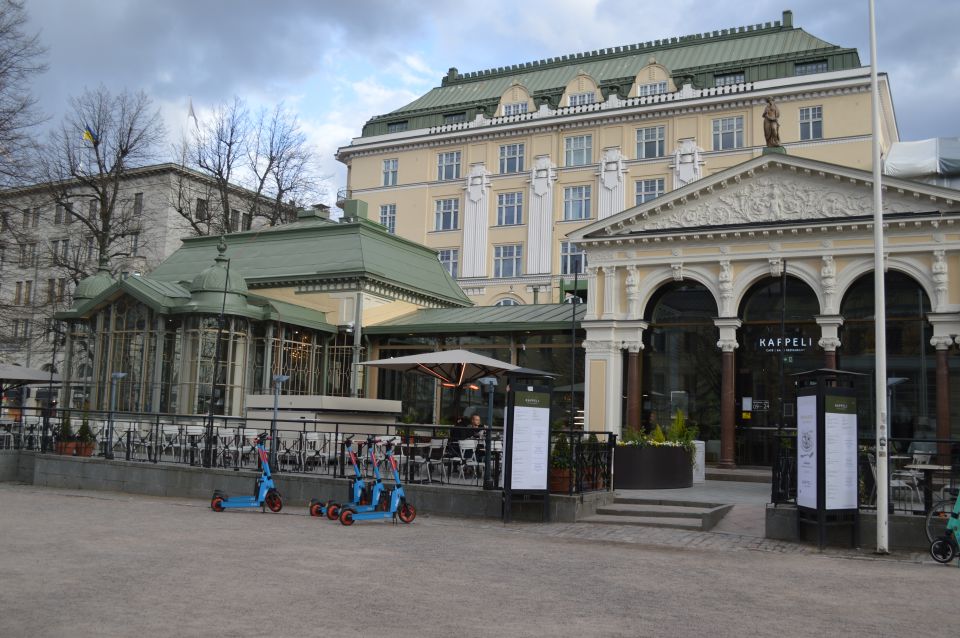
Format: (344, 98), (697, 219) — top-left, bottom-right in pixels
(210, 432), (283, 513)
(339, 439), (416, 526)
(308, 436), (377, 520)
(930, 487), (960, 564)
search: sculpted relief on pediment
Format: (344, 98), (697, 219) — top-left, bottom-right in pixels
(624, 174), (919, 233)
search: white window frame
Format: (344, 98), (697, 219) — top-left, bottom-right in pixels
(635, 178), (665, 205)
(795, 61), (828, 76)
(434, 198), (459, 231)
(636, 125), (665, 159)
(494, 298), (522, 306)
(437, 151), (461, 181)
(382, 159), (398, 186)
(438, 248), (459, 278)
(712, 116), (744, 151)
(499, 143), (525, 174)
(799, 106), (823, 141)
(714, 72), (745, 86)
(379, 204), (397, 234)
(493, 244), (523, 278)
(637, 81), (668, 97)
(562, 186), (592, 221)
(564, 135), (592, 167)
(502, 102), (528, 116)
(496, 192), (523, 226)
(560, 241), (586, 275)
(568, 92), (596, 107)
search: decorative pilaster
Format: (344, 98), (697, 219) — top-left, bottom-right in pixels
(932, 250), (948, 312)
(718, 260), (733, 317)
(625, 266), (641, 319)
(820, 256), (837, 314)
(461, 163), (491, 278)
(816, 315), (844, 369)
(584, 266), (600, 320)
(670, 138), (704, 188)
(601, 266), (617, 319)
(526, 155), (556, 275)
(714, 318), (741, 469)
(596, 147), (627, 220)
(582, 337), (624, 434)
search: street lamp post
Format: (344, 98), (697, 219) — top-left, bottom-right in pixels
(106, 372), (127, 460)
(270, 374), (289, 471)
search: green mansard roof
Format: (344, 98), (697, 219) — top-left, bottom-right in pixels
(365, 303), (586, 334)
(361, 10), (860, 136)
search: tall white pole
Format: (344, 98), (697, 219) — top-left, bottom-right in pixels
(869, 0), (889, 554)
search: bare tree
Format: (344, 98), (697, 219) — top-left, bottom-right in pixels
(0, 0), (46, 187)
(191, 96), (248, 234)
(37, 85), (165, 268)
(247, 103), (316, 226)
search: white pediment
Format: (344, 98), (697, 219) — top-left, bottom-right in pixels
(573, 155), (960, 239)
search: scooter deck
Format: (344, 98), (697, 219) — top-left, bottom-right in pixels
(219, 497), (263, 508)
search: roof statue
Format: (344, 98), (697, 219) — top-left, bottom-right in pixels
(763, 97), (781, 148)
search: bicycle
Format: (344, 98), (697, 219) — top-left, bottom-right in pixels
(925, 491), (957, 544)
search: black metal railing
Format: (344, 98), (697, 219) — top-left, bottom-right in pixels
(771, 432), (959, 517)
(1, 408), (615, 494)
(548, 430), (616, 495)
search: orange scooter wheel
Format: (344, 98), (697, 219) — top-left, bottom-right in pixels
(339, 509), (355, 526)
(326, 503), (340, 520)
(211, 496), (225, 512)
(398, 503), (416, 524)
(265, 491), (282, 513)
(309, 502), (323, 517)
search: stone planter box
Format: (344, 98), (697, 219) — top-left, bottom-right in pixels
(614, 445), (693, 489)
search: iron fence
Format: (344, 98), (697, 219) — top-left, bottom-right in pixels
(0, 408), (614, 494)
(771, 431), (959, 517)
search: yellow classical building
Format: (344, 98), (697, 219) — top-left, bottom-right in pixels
(336, 10), (897, 307)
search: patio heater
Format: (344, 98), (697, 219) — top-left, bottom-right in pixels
(270, 374), (289, 471)
(105, 372), (127, 460)
(477, 376), (498, 489)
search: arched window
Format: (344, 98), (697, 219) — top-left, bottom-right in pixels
(641, 281), (719, 437)
(494, 298), (521, 307)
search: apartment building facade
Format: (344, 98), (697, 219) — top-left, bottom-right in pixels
(336, 10), (897, 307)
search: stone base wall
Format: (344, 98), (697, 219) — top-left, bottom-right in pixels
(766, 504), (929, 551)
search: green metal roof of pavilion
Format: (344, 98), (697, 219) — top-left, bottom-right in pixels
(365, 303), (586, 334)
(361, 11), (860, 136)
(148, 216), (471, 307)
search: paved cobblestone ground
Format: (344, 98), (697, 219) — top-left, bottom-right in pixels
(0, 483), (952, 637)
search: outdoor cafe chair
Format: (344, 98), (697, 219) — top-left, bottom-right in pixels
(426, 438), (448, 484)
(867, 453), (921, 509)
(301, 432), (323, 471)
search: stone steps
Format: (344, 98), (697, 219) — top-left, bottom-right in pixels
(580, 497), (733, 531)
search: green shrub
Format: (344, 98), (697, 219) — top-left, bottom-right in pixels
(551, 433), (572, 469)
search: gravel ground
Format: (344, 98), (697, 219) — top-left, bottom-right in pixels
(0, 483), (954, 637)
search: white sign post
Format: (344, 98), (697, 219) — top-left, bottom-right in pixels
(503, 388), (552, 522)
(796, 395), (817, 510)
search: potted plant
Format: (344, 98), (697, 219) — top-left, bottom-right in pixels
(76, 414), (96, 457)
(614, 410), (697, 489)
(55, 412), (77, 456)
(548, 433), (573, 493)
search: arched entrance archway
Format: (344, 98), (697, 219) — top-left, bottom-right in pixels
(640, 281), (720, 440)
(840, 271), (934, 442)
(736, 276), (820, 465)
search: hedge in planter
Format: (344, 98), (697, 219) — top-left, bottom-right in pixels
(614, 415), (696, 490)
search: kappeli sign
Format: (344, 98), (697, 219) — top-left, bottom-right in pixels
(757, 336), (813, 353)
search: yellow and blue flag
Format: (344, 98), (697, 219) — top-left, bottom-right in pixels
(82, 127), (97, 144)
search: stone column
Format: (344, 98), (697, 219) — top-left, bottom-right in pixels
(931, 335), (953, 464)
(715, 318), (741, 469)
(584, 266), (600, 320)
(623, 324), (647, 432)
(461, 163), (491, 278)
(582, 336), (623, 434)
(815, 315), (844, 370)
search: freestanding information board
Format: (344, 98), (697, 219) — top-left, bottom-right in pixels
(503, 384), (551, 522)
(794, 369), (861, 548)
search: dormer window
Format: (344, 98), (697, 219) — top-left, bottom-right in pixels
(387, 121), (408, 133)
(503, 102), (528, 116)
(444, 112), (467, 124)
(795, 60), (828, 76)
(637, 81), (668, 96)
(714, 72), (745, 87)
(568, 92), (596, 107)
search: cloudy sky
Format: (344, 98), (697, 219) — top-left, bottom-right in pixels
(23, 0), (960, 206)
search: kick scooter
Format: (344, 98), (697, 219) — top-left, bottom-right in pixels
(309, 436), (376, 520)
(210, 432), (282, 513)
(930, 487), (960, 564)
(339, 439), (416, 526)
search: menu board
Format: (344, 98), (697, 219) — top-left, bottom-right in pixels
(824, 395), (857, 510)
(796, 394), (817, 509)
(508, 391), (550, 491)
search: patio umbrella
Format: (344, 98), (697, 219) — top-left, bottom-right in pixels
(359, 349), (519, 387)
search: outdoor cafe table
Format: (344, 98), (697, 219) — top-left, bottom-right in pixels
(905, 463), (952, 512)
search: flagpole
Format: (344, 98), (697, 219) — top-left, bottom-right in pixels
(869, 0), (889, 554)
